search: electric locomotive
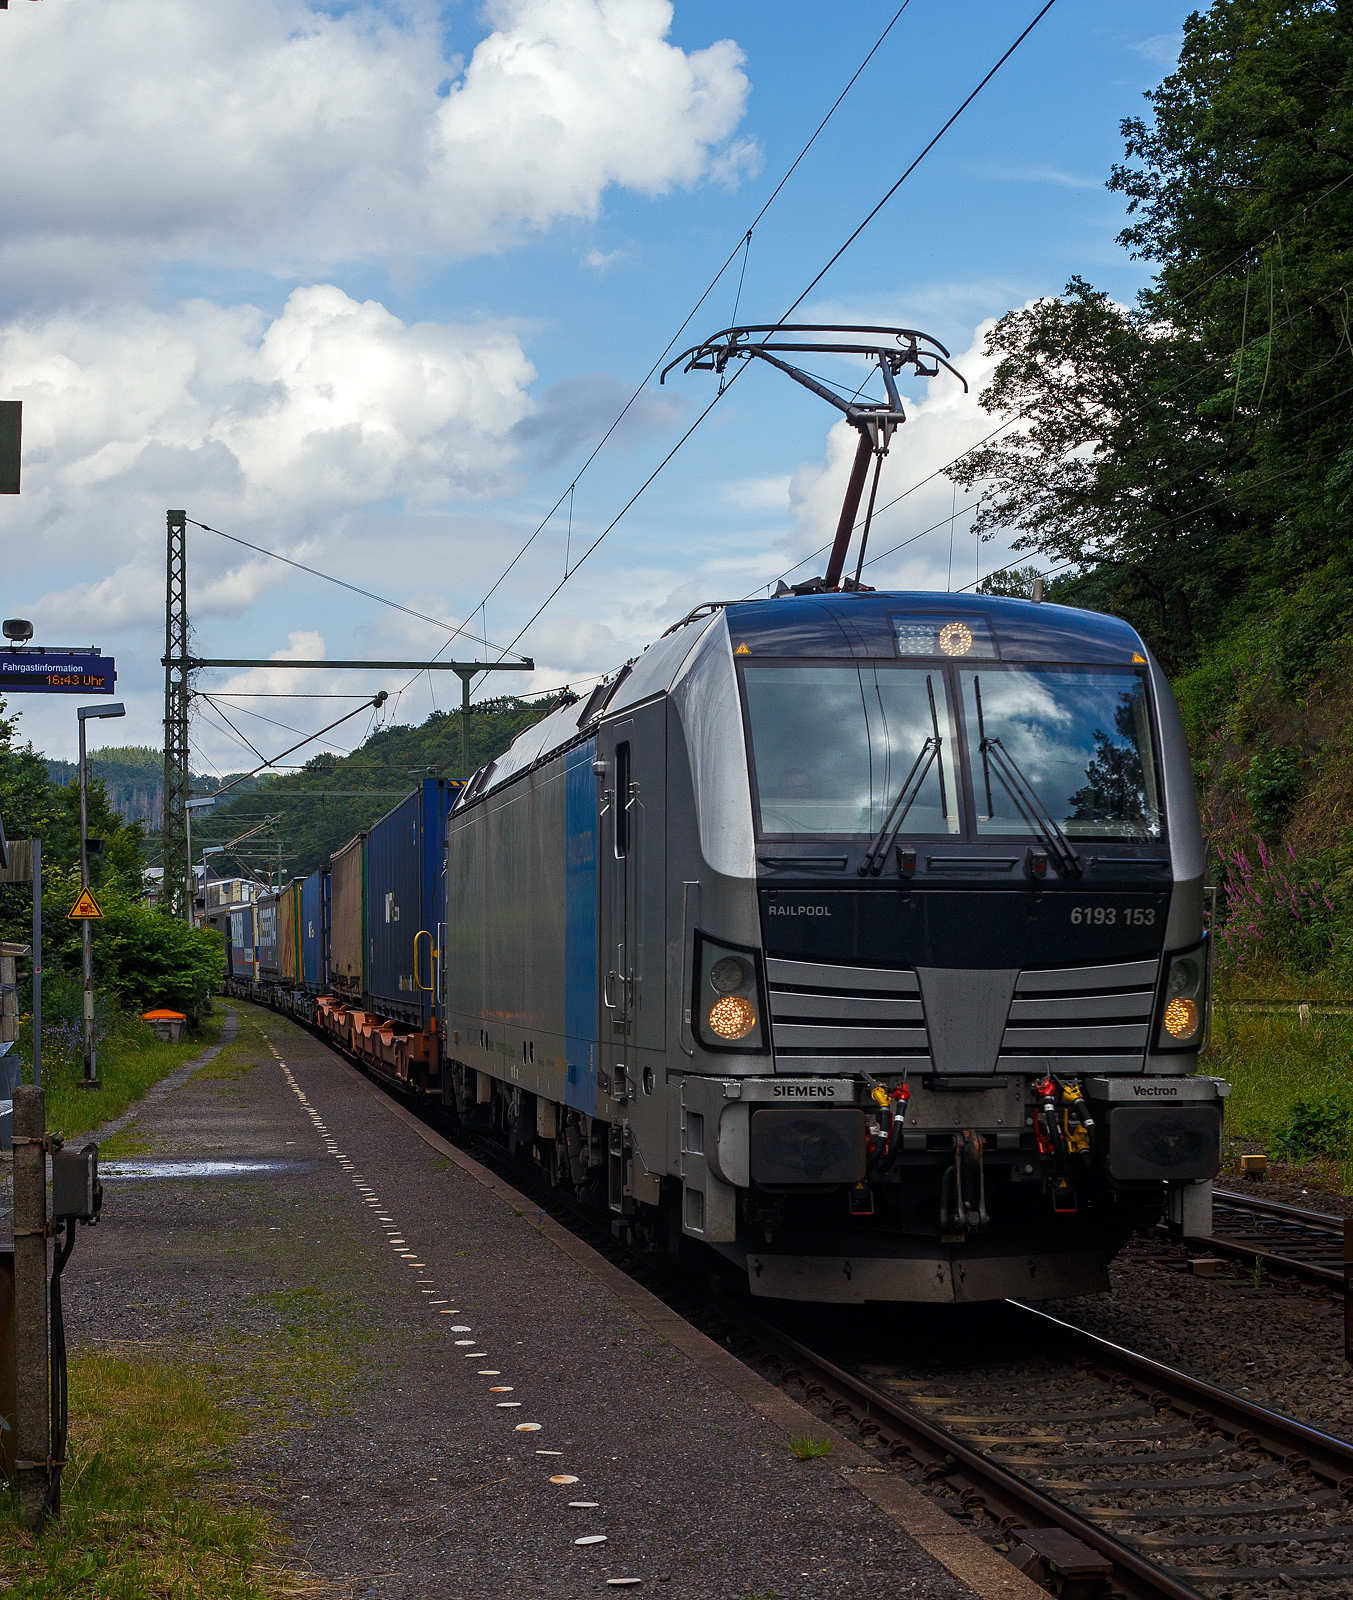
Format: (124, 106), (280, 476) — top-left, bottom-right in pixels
(440, 588), (1222, 1305)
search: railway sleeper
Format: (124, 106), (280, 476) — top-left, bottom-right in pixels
(1004, 1528), (1113, 1600)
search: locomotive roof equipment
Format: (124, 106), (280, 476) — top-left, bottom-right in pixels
(662, 324), (967, 592)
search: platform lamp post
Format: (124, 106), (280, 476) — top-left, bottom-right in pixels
(77, 700), (125, 1088)
(184, 797), (216, 928)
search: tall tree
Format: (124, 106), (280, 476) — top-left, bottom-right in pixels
(951, 0), (1353, 668)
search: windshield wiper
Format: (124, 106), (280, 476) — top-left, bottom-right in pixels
(968, 686), (1079, 880)
(859, 675), (947, 877)
(979, 737), (1082, 877)
(973, 674), (1081, 878)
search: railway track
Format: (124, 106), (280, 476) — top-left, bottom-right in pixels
(729, 1297), (1353, 1599)
(249, 1000), (1353, 1599)
(1197, 1188), (1346, 1292)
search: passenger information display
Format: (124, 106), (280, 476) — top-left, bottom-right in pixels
(0, 652), (116, 694)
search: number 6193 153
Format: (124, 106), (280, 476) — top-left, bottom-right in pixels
(1069, 906), (1154, 925)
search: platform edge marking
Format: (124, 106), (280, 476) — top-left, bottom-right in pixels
(298, 1027), (1044, 1600)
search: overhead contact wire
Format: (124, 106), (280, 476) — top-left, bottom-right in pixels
(464, 0), (918, 632)
(494, 0), (1056, 666)
(185, 518), (522, 658)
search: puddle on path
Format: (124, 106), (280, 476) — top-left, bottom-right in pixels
(100, 1159), (318, 1181)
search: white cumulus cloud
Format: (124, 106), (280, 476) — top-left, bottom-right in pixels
(2, 285), (536, 550)
(0, 0), (752, 297)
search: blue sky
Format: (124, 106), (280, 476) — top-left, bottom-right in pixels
(0, 0), (1192, 769)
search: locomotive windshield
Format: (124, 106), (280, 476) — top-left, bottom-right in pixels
(962, 668), (1160, 840)
(741, 660), (1160, 841)
(742, 665), (961, 836)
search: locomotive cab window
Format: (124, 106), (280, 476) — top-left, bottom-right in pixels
(741, 664), (960, 837)
(962, 667), (1161, 840)
(614, 740), (632, 857)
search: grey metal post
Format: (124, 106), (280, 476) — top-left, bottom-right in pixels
(78, 712), (95, 1085)
(76, 701), (122, 1085)
(31, 837), (40, 1088)
(456, 667), (475, 783)
(12, 1085), (49, 1528)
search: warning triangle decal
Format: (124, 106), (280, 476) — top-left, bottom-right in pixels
(68, 888), (103, 920)
(734, 643), (750, 655)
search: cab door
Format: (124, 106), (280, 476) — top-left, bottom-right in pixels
(598, 702), (667, 1073)
(599, 718), (635, 1052)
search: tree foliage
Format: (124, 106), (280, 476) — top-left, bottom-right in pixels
(198, 696), (557, 881)
(0, 698), (219, 1017)
(952, 0), (1353, 673)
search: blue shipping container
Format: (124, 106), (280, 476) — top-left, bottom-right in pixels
(301, 870), (324, 987)
(365, 779), (450, 1029)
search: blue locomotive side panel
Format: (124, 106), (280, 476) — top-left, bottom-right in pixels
(301, 870), (323, 988)
(564, 739), (598, 1115)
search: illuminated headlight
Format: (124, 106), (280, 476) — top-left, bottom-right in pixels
(694, 932), (768, 1053)
(708, 995), (757, 1040)
(1164, 996), (1200, 1038)
(1156, 940), (1207, 1051)
(939, 621), (973, 656)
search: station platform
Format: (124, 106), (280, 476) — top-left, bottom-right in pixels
(66, 1003), (1037, 1600)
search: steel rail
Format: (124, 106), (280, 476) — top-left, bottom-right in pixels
(1213, 1188), (1343, 1229)
(712, 1296), (1209, 1600)
(232, 989), (1353, 1596)
(1009, 1303), (1353, 1486)
(1192, 1189), (1347, 1291)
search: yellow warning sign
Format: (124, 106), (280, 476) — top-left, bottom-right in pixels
(67, 888), (103, 920)
(1132, 652), (1146, 663)
(734, 643), (750, 655)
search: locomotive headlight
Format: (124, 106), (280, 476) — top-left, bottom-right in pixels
(1156, 939), (1208, 1051)
(710, 956), (747, 994)
(939, 621), (973, 656)
(693, 932), (768, 1054)
(708, 995), (757, 1040)
(1164, 997), (1200, 1038)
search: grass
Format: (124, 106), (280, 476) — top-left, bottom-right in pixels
(1209, 1007), (1353, 1139)
(1208, 1006), (1353, 1187)
(0, 1350), (302, 1598)
(37, 1009), (228, 1141)
(785, 1435), (834, 1460)
(1216, 953), (1353, 1005)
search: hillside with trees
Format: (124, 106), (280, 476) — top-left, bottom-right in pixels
(194, 694), (556, 882)
(952, 0), (1353, 995)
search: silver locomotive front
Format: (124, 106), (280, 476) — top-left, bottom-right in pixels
(443, 590), (1223, 1305)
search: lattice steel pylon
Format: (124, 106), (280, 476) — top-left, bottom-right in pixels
(161, 510), (192, 920)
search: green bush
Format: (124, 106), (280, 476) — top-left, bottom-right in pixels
(1246, 745), (1304, 837)
(38, 865), (222, 1017)
(1271, 1086), (1353, 1163)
